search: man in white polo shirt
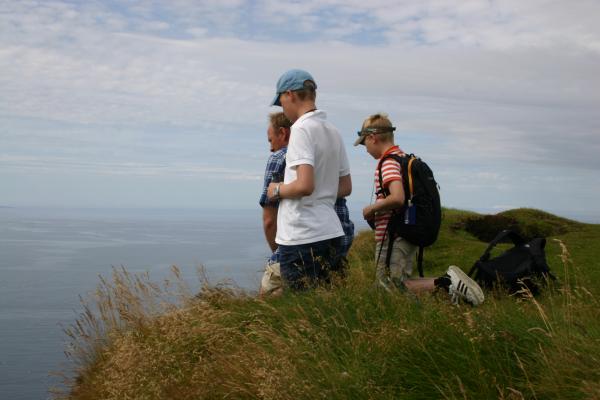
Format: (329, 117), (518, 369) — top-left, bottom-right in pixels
(267, 69), (352, 290)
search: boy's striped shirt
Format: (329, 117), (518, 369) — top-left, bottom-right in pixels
(373, 146), (404, 242)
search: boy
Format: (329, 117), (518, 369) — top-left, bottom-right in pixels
(267, 69), (352, 290)
(259, 111), (354, 296)
(356, 113), (484, 305)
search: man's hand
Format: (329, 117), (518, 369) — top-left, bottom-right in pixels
(262, 206), (278, 252)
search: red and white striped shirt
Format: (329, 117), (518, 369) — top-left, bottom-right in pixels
(373, 146), (404, 242)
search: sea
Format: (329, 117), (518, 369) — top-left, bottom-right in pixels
(0, 206), (596, 399)
(0, 207), (288, 400)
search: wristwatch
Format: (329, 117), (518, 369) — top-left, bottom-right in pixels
(273, 184), (281, 200)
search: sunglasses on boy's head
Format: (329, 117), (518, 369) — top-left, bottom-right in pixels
(356, 126), (396, 138)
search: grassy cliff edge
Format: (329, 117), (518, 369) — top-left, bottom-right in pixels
(56, 209), (600, 399)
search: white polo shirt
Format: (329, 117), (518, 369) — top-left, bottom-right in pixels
(275, 110), (351, 246)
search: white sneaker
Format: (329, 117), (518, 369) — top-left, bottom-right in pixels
(446, 265), (485, 306)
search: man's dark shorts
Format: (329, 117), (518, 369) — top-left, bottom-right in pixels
(278, 237), (344, 290)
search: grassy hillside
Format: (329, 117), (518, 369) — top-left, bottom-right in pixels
(55, 209), (600, 399)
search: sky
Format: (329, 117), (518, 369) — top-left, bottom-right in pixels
(1, 0), (599, 219)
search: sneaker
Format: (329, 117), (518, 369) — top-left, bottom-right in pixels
(445, 265), (485, 306)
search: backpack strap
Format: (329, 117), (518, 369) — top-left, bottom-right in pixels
(376, 153), (408, 198)
(373, 217), (393, 276)
(468, 229), (526, 277)
(480, 230), (526, 261)
(417, 246), (424, 277)
(376, 156), (386, 198)
(407, 156), (416, 200)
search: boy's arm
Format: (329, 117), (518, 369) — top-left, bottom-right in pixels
(267, 164), (314, 200)
(337, 174), (352, 198)
(362, 180), (405, 220)
(338, 138), (351, 198)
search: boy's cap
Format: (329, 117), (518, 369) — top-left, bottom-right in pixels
(354, 126), (396, 146)
(271, 69), (317, 106)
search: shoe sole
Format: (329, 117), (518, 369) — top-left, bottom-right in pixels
(448, 265), (485, 306)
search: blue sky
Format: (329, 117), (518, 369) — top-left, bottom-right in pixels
(1, 0), (599, 218)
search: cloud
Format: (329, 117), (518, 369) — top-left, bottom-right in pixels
(1, 0), (599, 210)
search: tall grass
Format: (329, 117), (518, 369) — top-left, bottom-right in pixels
(55, 213), (600, 400)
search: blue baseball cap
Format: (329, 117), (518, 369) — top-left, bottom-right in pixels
(271, 69), (317, 106)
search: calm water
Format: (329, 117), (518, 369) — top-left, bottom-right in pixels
(0, 207), (275, 400)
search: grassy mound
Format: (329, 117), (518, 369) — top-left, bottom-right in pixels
(55, 209), (600, 400)
(454, 208), (583, 242)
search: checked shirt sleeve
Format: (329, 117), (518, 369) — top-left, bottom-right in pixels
(259, 149), (286, 208)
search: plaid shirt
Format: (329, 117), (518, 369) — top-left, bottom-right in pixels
(259, 147), (287, 208)
(334, 197), (354, 258)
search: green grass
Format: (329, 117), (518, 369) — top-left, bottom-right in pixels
(55, 208), (600, 399)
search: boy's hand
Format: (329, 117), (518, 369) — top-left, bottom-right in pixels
(267, 182), (279, 201)
(363, 204), (376, 221)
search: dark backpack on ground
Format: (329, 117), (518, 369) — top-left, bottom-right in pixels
(377, 153), (442, 277)
(467, 230), (556, 296)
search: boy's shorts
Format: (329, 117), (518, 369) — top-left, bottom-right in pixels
(260, 261), (282, 296)
(375, 236), (418, 283)
(278, 238), (339, 290)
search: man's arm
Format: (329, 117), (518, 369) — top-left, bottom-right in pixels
(267, 164), (314, 200)
(362, 180), (405, 221)
(262, 206), (278, 252)
(337, 174), (352, 198)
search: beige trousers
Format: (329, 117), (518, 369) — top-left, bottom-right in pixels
(375, 237), (418, 284)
